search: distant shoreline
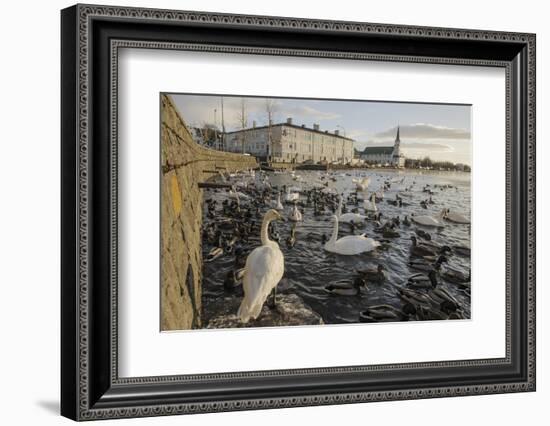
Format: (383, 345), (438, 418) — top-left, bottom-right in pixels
(261, 163), (471, 173)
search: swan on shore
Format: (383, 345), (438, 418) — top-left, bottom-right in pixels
(324, 215), (380, 255)
(238, 210), (285, 323)
(411, 209), (446, 227)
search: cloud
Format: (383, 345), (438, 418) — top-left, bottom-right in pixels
(284, 105), (341, 121)
(373, 123), (470, 141)
(402, 142), (454, 152)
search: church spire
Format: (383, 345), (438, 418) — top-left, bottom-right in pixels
(396, 125), (400, 143)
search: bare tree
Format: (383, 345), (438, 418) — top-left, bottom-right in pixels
(265, 99), (277, 163)
(236, 99), (248, 154)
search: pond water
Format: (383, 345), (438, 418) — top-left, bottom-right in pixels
(201, 168), (471, 327)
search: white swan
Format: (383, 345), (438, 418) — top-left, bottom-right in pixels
(363, 193), (377, 212)
(285, 188), (299, 203)
(444, 209), (470, 224)
(336, 197), (366, 224)
(411, 209), (446, 227)
(238, 210), (285, 323)
(354, 177), (370, 191)
(324, 215), (381, 255)
(270, 192), (284, 210)
(289, 204), (303, 222)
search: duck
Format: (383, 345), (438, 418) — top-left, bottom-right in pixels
(289, 204), (303, 222)
(444, 208), (470, 224)
(363, 193), (378, 212)
(224, 236), (238, 254)
(408, 255), (448, 272)
(205, 246), (224, 262)
(359, 303), (416, 322)
(430, 287), (461, 308)
(403, 215), (411, 226)
(238, 209), (285, 323)
(441, 266), (470, 284)
(409, 236), (438, 257)
(398, 287), (433, 307)
(324, 215), (381, 255)
(356, 264), (386, 283)
(382, 227), (400, 238)
(411, 210), (446, 227)
(439, 299), (460, 314)
(285, 224), (297, 249)
(223, 268), (245, 289)
(324, 277), (366, 296)
(407, 269), (439, 289)
(415, 229), (432, 240)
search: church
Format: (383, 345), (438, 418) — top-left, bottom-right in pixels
(360, 126), (405, 167)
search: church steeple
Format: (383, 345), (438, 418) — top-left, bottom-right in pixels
(392, 124), (404, 167)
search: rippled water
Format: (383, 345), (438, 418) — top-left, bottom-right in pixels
(201, 169), (471, 326)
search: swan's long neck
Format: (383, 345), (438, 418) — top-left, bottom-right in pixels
(260, 217), (273, 246)
(329, 216), (339, 243)
(337, 197), (342, 217)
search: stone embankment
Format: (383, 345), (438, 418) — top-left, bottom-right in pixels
(161, 94), (257, 331)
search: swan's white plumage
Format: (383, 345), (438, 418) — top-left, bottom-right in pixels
(289, 205), (303, 222)
(355, 177), (370, 191)
(238, 246), (284, 322)
(363, 194), (377, 212)
(336, 197), (366, 223)
(285, 188), (299, 202)
(324, 215), (380, 255)
(270, 193), (284, 210)
(445, 209), (470, 224)
(238, 210), (285, 323)
(411, 210), (446, 227)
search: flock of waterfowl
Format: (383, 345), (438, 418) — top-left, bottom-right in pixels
(201, 168), (471, 327)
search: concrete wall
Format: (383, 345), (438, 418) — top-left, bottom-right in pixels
(161, 94), (258, 331)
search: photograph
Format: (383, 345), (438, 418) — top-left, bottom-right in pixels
(161, 93), (472, 331)
(56, 3), (536, 421)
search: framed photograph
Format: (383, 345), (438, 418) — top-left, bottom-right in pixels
(61, 4), (536, 421)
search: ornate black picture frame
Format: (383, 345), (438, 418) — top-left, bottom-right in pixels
(61, 4), (536, 421)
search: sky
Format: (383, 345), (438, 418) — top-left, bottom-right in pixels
(170, 93), (472, 165)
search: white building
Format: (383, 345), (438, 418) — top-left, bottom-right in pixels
(361, 126), (405, 167)
(224, 118), (355, 164)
